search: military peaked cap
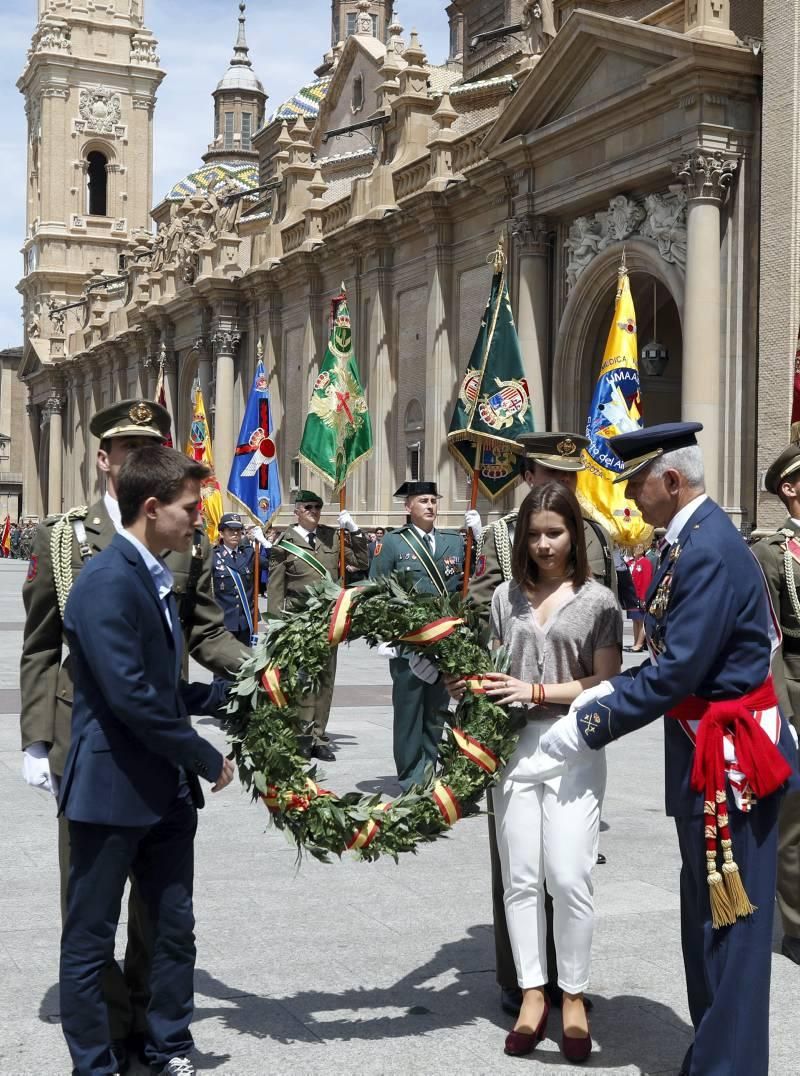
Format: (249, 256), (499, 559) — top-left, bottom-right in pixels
(765, 444), (800, 495)
(294, 489), (324, 506)
(517, 432), (588, 472)
(394, 481), (441, 498)
(609, 421), (703, 483)
(89, 398), (171, 442)
(219, 513), (244, 529)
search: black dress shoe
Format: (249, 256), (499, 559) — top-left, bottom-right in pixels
(500, 986), (522, 1016)
(782, 934), (800, 965)
(311, 743), (336, 761)
(596, 852), (606, 865)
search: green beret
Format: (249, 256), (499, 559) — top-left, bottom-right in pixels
(295, 489), (324, 506)
(89, 399), (171, 442)
(765, 444), (800, 496)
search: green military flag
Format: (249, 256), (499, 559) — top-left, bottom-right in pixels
(299, 289), (373, 492)
(447, 239), (535, 500)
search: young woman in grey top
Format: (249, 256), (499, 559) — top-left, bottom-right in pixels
(468, 483), (621, 1061)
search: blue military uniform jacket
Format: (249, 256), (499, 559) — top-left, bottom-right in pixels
(368, 525), (467, 595)
(574, 498), (798, 816)
(212, 541), (256, 635)
(58, 535), (224, 828)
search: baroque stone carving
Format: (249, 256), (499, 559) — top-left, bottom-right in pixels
(46, 297), (67, 335)
(130, 34), (160, 65)
(31, 19), (72, 56)
(79, 86), (122, 134)
(674, 151), (738, 202)
(511, 215), (550, 256)
(521, 1), (556, 58)
(564, 191), (688, 291)
(213, 328), (241, 354)
(356, 0), (373, 35)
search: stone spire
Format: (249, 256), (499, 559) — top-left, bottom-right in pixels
(229, 1), (252, 70)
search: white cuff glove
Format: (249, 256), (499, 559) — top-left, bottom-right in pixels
(22, 742), (59, 796)
(377, 642), (398, 659)
(251, 525), (270, 550)
(464, 509), (482, 541)
(337, 510), (359, 534)
(408, 653), (439, 684)
(570, 680), (614, 713)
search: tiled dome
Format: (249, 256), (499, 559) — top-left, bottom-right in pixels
(165, 160), (259, 203)
(270, 75), (332, 123)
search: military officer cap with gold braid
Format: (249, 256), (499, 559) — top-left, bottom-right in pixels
(517, 432), (588, 473)
(764, 444), (800, 496)
(89, 398), (171, 442)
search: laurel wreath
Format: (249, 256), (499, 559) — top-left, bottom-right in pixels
(221, 573), (522, 862)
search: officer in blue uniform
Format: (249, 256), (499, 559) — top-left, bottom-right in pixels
(369, 481), (467, 790)
(212, 513), (257, 646)
(538, 423), (798, 1076)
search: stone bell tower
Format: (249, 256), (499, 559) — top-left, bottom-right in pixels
(17, 0), (164, 361)
(331, 0), (395, 46)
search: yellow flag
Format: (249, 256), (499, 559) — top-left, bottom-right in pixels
(576, 270), (652, 550)
(185, 382), (224, 544)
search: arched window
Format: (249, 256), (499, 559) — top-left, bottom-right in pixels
(405, 399), (424, 481)
(86, 150), (108, 216)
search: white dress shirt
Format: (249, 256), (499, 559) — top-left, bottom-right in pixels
(120, 530), (175, 629)
(412, 524), (436, 556)
(104, 492), (123, 533)
(663, 493), (709, 546)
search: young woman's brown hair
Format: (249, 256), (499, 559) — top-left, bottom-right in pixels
(510, 481), (590, 589)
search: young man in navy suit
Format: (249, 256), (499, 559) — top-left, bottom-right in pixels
(58, 446), (235, 1076)
(538, 423), (798, 1076)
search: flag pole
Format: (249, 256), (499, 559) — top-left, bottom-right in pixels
(339, 485), (347, 583)
(252, 541), (260, 640)
(462, 441), (482, 597)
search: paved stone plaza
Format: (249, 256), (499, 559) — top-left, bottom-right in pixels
(0, 558), (795, 1075)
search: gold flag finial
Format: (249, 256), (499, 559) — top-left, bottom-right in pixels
(488, 233), (506, 274)
(256, 336), (264, 362)
(340, 281), (347, 295)
(619, 246), (628, 275)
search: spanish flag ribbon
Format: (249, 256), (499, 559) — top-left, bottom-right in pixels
(400, 617), (464, 647)
(328, 588), (357, 646)
(464, 676), (489, 695)
(432, 781), (462, 827)
(261, 666), (288, 708)
(452, 728), (499, 775)
(346, 801), (392, 851)
(262, 778), (333, 817)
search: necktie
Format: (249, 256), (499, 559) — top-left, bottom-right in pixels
(308, 532), (316, 551)
(424, 532), (434, 555)
(657, 538), (671, 567)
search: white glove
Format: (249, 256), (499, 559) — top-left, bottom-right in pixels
(337, 510), (359, 534)
(408, 652), (439, 684)
(570, 680), (614, 712)
(377, 642), (398, 659)
(22, 742), (59, 796)
(250, 525), (270, 549)
(538, 713), (591, 765)
(464, 509), (482, 540)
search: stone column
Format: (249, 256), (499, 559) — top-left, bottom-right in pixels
(423, 208), (455, 521)
(676, 151), (737, 502)
(22, 400), (42, 520)
(212, 324), (240, 499)
(371, 246), (396, 518)
(512, 215), (550, 433)
(44, 391), (65, 515)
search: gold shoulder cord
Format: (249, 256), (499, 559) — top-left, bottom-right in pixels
(781, 537), (800, 638)
(496, 517), (513, 582)
(50, 506), (89, 618)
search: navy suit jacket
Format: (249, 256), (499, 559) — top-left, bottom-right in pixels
(575, 498), (798, 816)
(58, 534), (225, 827)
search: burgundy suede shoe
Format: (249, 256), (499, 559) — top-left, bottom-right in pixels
(504, 998), (551, 1057)
(561, 1027), (592, 1063)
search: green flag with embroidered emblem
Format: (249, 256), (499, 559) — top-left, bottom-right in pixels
(447, 239), (535, 500)
(299, 289), (373, 492)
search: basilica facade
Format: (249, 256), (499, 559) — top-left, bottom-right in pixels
(16, 0), (797, 530)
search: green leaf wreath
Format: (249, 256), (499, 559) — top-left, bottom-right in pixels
(221, 573), (522, 862)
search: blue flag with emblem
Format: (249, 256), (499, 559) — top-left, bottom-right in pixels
(227, 344), (282, 526)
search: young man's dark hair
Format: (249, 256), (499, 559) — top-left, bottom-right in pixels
(118, 445), (210, 528)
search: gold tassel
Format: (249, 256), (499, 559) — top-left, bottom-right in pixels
(707, 853), (736, 928)
(721, 841), (757, 919)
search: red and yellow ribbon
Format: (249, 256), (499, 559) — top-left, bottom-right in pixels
(261, 666), (288, 708)
(452, 728), (499, 775)
(346, 801), (392, 851)
(400, 617), (464, 647)
(432, 781), (462, 826)
(262, 777), (333, 816)
(328, 589), (357, 646)
(464, 676), (489, 695)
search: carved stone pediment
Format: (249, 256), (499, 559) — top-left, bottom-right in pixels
(79, 86), (122, 134)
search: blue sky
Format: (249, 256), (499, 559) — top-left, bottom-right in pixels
(0, 0), (450, 347)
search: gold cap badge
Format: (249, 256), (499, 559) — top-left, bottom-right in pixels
(129, 402), (154, 425)
(556, 437), (577, 457)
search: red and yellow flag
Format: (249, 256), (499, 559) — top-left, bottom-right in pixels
(0, 515), (10, 558)
(185, 381), (223, 544)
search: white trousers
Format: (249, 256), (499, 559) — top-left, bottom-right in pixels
(493, 720), (607, 994)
